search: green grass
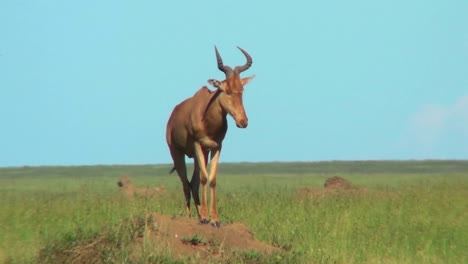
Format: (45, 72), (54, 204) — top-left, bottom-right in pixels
(0, 161), (467, 263)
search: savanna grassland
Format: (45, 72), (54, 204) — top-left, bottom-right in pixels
(0, 161), (467, 263)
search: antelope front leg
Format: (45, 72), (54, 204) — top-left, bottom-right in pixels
(194, 142), (210, 223)
(208, 148), (221, 228)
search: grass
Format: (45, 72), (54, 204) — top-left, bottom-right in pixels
(0, 161), (467, 263)
(181, 234), (205, 246)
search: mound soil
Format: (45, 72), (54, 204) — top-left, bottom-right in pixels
(298, 176), (365, 198)
(117, 175), (165, 197)
(143, 213), (278, 259)
(324, 176), (354, 189)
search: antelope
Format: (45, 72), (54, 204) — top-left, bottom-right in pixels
(166, 46), (255, 228)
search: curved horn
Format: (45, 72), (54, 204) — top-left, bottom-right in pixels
(234, 46), (253, 73)
(214, 46), (233, 76)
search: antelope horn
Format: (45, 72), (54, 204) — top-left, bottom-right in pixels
(215, 46), (233, 76)
(234, 46), (253, 73)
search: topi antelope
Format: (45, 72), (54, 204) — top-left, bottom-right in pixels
(166, 46), (255, 227)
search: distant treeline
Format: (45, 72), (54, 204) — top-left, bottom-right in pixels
(1, 160), (468, 178)
(217, 160), (468, 175)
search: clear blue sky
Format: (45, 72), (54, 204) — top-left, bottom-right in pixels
(1, 0), (467, 167)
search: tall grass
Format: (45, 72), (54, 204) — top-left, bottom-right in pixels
(0, 161), (467, 263)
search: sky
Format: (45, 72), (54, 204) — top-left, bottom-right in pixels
(1, 0), (467, 167)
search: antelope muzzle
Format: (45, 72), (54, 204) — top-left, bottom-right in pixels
(236, 118), (248, 128)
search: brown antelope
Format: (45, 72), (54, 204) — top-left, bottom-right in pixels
(166, 46), (255, 227)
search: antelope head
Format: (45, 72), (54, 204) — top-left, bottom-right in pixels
(207, 46), (255, 128)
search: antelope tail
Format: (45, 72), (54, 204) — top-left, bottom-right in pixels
(169, 167), (176, 174)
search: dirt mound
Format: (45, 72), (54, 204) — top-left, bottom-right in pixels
(145, 213), (278, 259)
(117, 175), (165, 197)
(298, 176), (365, 198)
(39, 213), (278, 263)
(324, 176), (354, 189)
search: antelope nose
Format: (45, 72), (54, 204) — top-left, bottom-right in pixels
(237, 119), (248, 128)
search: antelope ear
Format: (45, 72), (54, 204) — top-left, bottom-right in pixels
(241, 75), (256, 86)
(208, 79), (225, 91)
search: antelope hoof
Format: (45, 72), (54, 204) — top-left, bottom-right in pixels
(200, 218), (210, 224)
(211, 221), (221, 228)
